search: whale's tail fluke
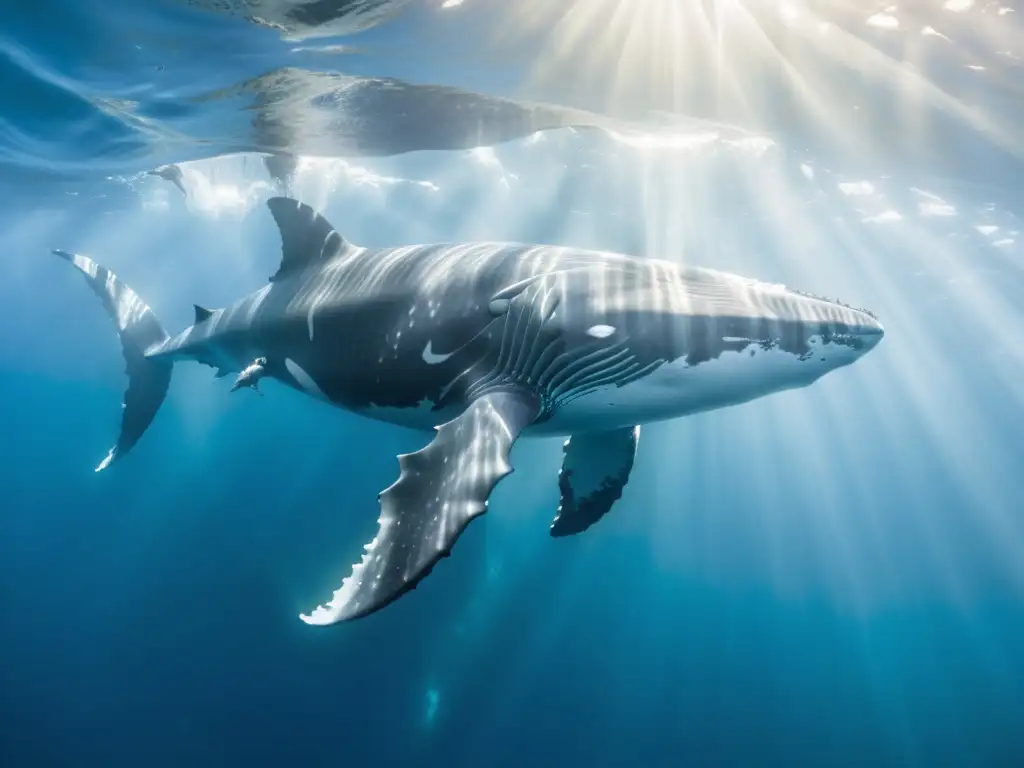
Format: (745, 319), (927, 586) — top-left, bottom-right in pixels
(50, 249), (173, 472)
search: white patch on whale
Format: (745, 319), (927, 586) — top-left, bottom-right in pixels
(422, 341), (456, 365)
(488, 298), (510, 316)
(285, 358), (329, 401)
(586, 324), (616, 339)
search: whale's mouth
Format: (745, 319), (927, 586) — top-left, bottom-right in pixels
(851, 310), (885, 349)
(858, 324), (885, 351)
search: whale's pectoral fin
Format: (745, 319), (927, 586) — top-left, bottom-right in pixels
(550, 426), (640, 538)
(300, 390), (540, 625)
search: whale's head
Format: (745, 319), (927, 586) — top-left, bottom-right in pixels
(621, 267), (886, 413)
(489, 262), (885, 431)
(785, 288), (885, 374)
(645, 267), (886, 380)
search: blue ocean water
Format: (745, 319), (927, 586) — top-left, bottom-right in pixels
(2, 1), (1023, 765)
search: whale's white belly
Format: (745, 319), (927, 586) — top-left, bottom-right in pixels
(532, 339), (836, 434)
(335, 338), (851, 436)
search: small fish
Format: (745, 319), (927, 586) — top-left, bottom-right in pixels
(231, 357), (268, 395)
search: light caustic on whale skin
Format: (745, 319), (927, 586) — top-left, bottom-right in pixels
(48, 196), (884, 624)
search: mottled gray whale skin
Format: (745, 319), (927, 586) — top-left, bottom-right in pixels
(50, 197), (884, 624)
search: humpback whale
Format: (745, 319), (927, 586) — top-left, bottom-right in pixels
(49, 197), (884, 624)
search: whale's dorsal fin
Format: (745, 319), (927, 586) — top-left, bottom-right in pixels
(550, 426), (640, 537)
(266, 197), (350, 283)
(193, 305), (215, 324)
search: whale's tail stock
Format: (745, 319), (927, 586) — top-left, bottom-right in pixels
(50, 249), (173, 472)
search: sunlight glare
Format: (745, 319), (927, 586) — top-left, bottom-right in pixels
(486, 0), (1024, 171)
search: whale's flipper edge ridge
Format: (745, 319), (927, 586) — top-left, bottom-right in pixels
(300, 389), (541, 625)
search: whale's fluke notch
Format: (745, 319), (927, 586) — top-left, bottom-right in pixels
(300, 390), (541, 625)
(50, 249), (173, 472)
(193, 305), (215, 323)
(551, 426), (640, 538)
(266, 197), (350, 283)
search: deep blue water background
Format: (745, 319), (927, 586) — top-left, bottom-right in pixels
(2, 1), (1024, 766)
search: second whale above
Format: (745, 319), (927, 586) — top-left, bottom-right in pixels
(49, 197), (884, 624)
